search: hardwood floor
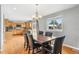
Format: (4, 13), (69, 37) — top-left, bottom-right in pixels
(1, 32), (79, 54)
(62, 46), (79, 54)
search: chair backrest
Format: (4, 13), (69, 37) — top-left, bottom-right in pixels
(53, 36), (65, 54)
(45, 32), (53, 37)
(39, 31), (43, 35)
(27, 34), (35, 49)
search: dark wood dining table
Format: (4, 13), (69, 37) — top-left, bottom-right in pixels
(33, 35), (56, 53)
(34, 35), (56, 44)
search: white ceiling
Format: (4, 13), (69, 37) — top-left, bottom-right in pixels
(3, 4), (77, 22)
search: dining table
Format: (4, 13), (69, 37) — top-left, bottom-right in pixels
(36, 35), (56, 44)
(33, 35), (56, 53)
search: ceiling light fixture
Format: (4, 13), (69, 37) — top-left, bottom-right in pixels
(32, 4), (42, 20)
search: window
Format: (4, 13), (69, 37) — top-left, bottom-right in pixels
(47, 16), (63, 31)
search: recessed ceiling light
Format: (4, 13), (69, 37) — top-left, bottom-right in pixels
(13, 8), (16, 10)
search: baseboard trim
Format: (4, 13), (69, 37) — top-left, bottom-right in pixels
(63, 44), (79, 51)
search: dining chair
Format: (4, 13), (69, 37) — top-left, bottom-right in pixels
(45, 31), (53, 44)
(43, 36), (65, 54)
(45, 32), (53, 37)
(28, 34), (41, 54)
(24, 33), (29, 50)
(39, 31), (43, 35)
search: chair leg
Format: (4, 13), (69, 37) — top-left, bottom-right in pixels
(28, 46), (30, 54)
(26, 46), (28, 51)
(26, 44), (29, 51)
(32, 49), (34, 54)
(60, 50), (62, 54)
(24, 42), (26, 48)
(60, 51), (62, 54)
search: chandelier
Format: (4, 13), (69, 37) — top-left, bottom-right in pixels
(32, 4), (42, 20)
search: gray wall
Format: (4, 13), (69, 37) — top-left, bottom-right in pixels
(39, 5), (79, 48)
